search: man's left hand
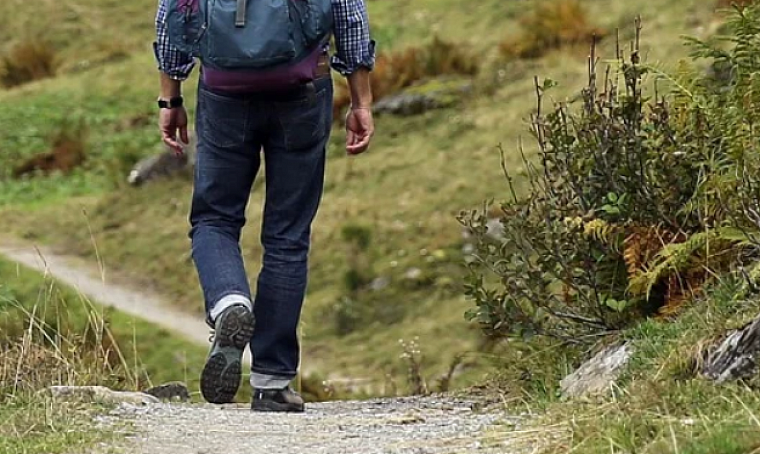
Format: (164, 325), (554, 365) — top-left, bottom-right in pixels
(159, 106), (189, 155)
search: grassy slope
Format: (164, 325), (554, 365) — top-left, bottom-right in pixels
(0, 255), (212, 454)
(483, 278), (760, 453)
(0, 256), (209, 392)
(0, 0), (725, 392)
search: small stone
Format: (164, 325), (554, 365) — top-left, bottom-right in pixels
(144, 382), (191, 402)
(405, 268), (423, 280)
(370, 277), (390, 291)
(485, 218), (505, 242)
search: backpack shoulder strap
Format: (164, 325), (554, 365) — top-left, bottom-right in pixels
(236, 0), (247, 27)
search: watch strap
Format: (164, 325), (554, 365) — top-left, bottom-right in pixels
(158, 96), (184, 109)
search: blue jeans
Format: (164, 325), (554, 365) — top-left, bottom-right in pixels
(189, 76), (333, 385)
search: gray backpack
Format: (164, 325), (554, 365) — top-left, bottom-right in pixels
(166, 0), (333, 90)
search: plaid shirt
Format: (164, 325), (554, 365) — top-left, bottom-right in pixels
(154, 0), (376, 80)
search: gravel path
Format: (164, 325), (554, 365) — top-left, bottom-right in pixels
(101, 396), (519, 454)
(1, 240), (522, 453)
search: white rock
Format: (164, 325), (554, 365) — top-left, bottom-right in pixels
(48, 386), (160, 405)
(560, 342), (633, 398)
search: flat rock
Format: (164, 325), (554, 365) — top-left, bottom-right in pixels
(560, 342), (632, 398)
(374, 78), (473, 117)
(48, 385), (160, 405)
(144, 382), (191, 402)
(702, 313), (760, 383)
(127, 132), (196, 186)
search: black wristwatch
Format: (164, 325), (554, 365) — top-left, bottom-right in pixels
(157, 96), (184, 109)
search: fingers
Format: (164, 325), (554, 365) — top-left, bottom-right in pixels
(162, 130), (184, 155)
(346, 129), (357, 149)
(180, 125), (190, 146)
(346, 132), (372, 155)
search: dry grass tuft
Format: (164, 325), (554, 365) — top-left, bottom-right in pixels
(13, 120), (88, 178)
(0, 39), (59, 88)
(333, 36), (479, 120)
(1, 293), (138, 400)
(499, 0), (606, 60)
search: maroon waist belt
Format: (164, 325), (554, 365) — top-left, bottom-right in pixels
(201, 48), (330, 94)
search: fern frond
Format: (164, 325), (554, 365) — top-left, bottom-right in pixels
(628, 227), (755, 299)
(581, 218), (622, 252)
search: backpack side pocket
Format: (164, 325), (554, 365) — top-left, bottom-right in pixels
(166, 0), (206, 56)
(294, 0), (333, 46)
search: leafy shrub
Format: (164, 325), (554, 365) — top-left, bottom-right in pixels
(0, 39), (58, 88)
(460, 10), (760, 341)
(500, 0), (606, 60)
(333, 36), (479, 120)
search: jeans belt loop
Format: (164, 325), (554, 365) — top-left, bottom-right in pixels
(315, 52), (330, 78)
(306, 81), (317, 105)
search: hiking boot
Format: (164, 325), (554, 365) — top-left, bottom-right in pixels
(200, 305), (255, 404)
(251, 387), (305, 413)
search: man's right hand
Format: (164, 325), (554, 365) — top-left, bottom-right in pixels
(159, 106), (189, 155)
(345, 107), (374, 155)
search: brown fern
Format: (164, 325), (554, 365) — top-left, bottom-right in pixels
(659, 269), (706, 318)
(623, 225), (678, 280)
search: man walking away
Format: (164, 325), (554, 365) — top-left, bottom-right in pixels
(153, 0), (375, 412)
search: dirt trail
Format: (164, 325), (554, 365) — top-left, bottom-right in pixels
(0, 240), (226, 354)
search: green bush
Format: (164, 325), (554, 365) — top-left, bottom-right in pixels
(460, 10), (760, 342)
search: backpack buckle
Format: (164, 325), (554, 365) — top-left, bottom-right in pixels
(235, 0), (247, 27)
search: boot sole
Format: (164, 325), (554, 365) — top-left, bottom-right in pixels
(251, 400), (305, 413)
(200, 306), (255, 404)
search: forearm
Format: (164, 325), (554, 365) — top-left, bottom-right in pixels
(159, 72), (182, 99)
(347, 68), (372, 109)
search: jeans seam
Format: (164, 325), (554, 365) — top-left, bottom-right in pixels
(210, 290), (251, 306)
(251, 366), (297, 377)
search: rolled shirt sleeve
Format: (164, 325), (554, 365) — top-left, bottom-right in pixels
(154, 0), (196, 80)
(330, 0), (376, 75)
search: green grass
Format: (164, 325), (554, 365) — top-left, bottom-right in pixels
(0, 256), (209, 392)
(479, 276), (760, 453)
(0, 398), (115, 454)
(0, 0), (737, 396)
(0, 254), (208, 453)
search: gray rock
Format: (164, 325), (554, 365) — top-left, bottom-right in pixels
(374, 93), (443, 116)
(128, 133), (196, 186)
(702, 313), (760, 383)
(560, 342), (632, 398)
(405, 268), (423, 280)
(144, 382), (191, 402)
(485, 218), (505, 242)
(374, 79), (473, 117)
(48, 385), (160, 405)
(370, 276), (390, 292)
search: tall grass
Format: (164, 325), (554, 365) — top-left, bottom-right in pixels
(0, 286), (136, 454)
(499, 0), (605, 59)
(333, 36), (479, 119)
